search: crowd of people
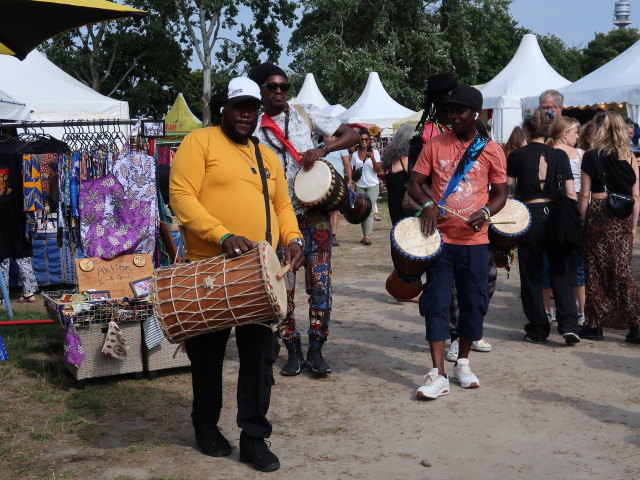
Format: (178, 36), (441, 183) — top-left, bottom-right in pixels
(167, 66), (640, 473)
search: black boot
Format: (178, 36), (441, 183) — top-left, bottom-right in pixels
(579, 325), (604, 341)
(239, 431), (280, 472)
(306, 347), (331, 376)
(280, 348), (305, 376)
(625, 325), (640, 343)
(195, 427), (231, 457)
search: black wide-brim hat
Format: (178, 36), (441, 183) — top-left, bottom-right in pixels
(445, 85), (483, 111)
(426, 73), (458, 94)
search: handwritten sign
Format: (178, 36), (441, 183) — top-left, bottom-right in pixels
(75, 254), (154, 298)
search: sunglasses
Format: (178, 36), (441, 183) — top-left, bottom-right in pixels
(262, 82), (291, 92)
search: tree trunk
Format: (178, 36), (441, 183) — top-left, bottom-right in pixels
(202, 61), (212, 126)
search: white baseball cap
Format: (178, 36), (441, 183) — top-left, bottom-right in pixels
(227, 77), (262, 104)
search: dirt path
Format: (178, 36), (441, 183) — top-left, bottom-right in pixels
(1, 210), (639, 480)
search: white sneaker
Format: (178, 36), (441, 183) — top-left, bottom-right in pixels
(471, 338), (492, 352)
(445, 339), (459, 362)
(416, 368), (450, 399)
(577, 312), (585, 326)
(546, 307), (556, 324)
(452, 358), (480, 388)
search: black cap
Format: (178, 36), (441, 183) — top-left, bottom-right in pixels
(426, 73), (458, 94)
(248, 62), (288, 87)
(445, 85), (483, 111)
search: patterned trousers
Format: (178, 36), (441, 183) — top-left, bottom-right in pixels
(1, 257), (38, 296)
(278, 212), (332, 350)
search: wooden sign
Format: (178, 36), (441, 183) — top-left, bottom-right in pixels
(75, 254), (154, 298)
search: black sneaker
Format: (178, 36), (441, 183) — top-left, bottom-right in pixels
(579, 325), (604, 341)
(562, 332), (580, 345)
(523, 334), (546, 344)
(332, 236), (340, 247)
(306, 347), (332, 376)
(195, 427), (231, 457)
(280, 348), (305, 376)
(239, 431), (280, 472)
(625, 325), (640, 343)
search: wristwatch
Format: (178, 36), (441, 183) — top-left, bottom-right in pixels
(289, 237), (304, 249)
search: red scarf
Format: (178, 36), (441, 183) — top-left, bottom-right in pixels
(260, 114), (302, 165)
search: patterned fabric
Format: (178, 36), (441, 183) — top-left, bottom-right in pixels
(63, 323), (85, 368)
(36, 154), (59, 207)
(112, 150), (158, 255)
(1, 257), (38, 296)
(22, 154), (44, 211)
(278, 212), (332, 349)
(102, 321), (128, 358)
(79, 174), (151, 259)
(0, 332), (7, 362)
(143, 315), (165, 349)
(255, 104), (341, 214)
(584, 198), (640, 329)
(0, 167), (12, 201)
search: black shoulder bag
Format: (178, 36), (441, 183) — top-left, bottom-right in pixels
(592, 154), (634, 218)
(251, 137), (272, 244)
(549, 149), (583, 249)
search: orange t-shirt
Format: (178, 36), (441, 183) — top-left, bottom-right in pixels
(413, 131), (507, 245)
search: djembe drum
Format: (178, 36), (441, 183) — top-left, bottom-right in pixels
(153, 241), (287, 343)
(294, 159), (349, 212)
(488, 199), (531, 269)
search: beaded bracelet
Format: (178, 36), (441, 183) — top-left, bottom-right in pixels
(481, 206), (491, 219)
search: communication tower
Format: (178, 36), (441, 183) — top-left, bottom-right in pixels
(614, 0), (632, 28)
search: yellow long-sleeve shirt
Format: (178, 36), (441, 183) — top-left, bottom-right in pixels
(169, 126), (301, 260)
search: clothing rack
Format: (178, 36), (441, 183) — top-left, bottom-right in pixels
(0, 119), (139, 129)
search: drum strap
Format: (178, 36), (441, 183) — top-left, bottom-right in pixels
(251, 137), (272, 245)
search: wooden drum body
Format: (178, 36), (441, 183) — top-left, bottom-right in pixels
(341, 191), (372, 224)
(390, 217), (442, 280)
(153, 242), (286, 343)
(488, 199), (531, 251)
(294, 159), (348, 212)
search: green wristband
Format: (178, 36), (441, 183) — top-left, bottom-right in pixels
(220, 233), (232, 245)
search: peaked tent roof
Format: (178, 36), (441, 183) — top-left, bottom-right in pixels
(163, 93), (201, 135)
(323, 104), (346, 117)
(529, 39), (640, 109)
(480, 34), (571, 109)
(289, 73), (330, 109)
(0, 50), (129, 120)
(0, 88), (30, 120)
(338, 72), (416, 131)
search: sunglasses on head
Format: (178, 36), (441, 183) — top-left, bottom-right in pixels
(262, 82), (291, 92)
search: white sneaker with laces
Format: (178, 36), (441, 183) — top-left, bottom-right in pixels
(471, 338), (492, 352)
(445, 339), (459, 362)
(452, 358), (480, 388)
(416, 368), (450, 399)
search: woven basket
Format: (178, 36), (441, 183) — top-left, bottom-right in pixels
(65, 322), (143, 383)
(142, 340), (191, 378)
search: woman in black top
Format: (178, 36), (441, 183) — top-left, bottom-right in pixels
(578, 111), (640, 343)
(381, 124), (412, 225)
(506, 108), (580, 344)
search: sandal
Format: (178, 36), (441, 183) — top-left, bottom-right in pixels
(17, 294), (36, 303)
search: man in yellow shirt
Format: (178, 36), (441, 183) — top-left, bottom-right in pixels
(170, 77), (304, 472)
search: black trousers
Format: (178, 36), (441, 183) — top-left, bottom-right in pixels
(517, 202), (579, 338)
(184, 323), (279, 439)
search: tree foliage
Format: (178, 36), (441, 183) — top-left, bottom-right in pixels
(42, 0), (192, 119)
(581, 28), (640, 75)
(175, 0), (296, 124)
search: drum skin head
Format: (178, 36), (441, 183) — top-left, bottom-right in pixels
(490, 199), (531, 236)
(258, 242), (287, 318)
(393, 217), (441, 258)
(294, 160), (332, 204)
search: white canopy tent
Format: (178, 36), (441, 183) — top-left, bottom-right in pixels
(523, 39), (640, 123)
(479, 34), (571, 143)
(0, 50), (129, 121)
(0, 88), (30, 121)
(323, 104), (346, 118)
(338, 72), (416, 134)
(289, 73), (330, 109)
